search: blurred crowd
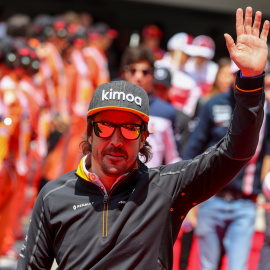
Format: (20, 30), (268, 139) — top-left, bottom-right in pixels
(0, 10), (270, 270)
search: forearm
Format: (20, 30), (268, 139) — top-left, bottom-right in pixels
(174, 72), (265, 203)
(221, 71), (265, 159)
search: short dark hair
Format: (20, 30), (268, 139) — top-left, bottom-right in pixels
(80, 117), (152, 164)
(120, 45), (155, 71)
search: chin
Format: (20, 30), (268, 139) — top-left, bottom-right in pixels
(103, 166), (127, 176)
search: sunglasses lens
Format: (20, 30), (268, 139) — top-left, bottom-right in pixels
(129, 69), (136, 75)
(93, 122), (142, 140)
(127, 67), (152, 77)
(142, 70), (150, 76)
(94, 122), (115, 138)
(121, 124), (141, 140)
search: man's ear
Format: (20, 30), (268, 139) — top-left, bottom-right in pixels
(139, 131), (147, 149)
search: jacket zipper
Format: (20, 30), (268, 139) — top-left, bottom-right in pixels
(101, 173), (133, 237)
(102, 194), (108, 237)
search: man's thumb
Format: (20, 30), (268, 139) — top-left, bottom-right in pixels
(224, 33), (236, 56)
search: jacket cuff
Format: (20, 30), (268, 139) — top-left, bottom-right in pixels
(235, 71), (265, 92)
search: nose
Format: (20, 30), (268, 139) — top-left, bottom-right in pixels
(134, 70), (144, 80)
(110, 126), (123, 147)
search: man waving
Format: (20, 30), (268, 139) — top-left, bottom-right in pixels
(17, 7), (269, 270)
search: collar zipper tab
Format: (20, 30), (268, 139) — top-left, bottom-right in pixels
(103, 195), (108, 204)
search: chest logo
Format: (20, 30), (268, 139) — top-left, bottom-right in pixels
(73, 202), (93, 210)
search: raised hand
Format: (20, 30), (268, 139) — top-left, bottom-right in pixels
(224, 6), (269, 77)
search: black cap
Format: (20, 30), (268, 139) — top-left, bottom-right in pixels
(153, 67), (172, 87)
(87, 80), (149, 122)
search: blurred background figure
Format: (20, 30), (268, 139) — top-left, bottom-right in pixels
(62, 10), (81, 25)
(83, 22), (117, 88)
(152, 66), (171, 101)
(156, 32), (201, 117)
(156, 32), (193, 75)
(194, 57), (234, 117)
(120, 46), (180, 166)
(43, 16), (93, 176)
(152, 66), (191, 158)
(33, 15), (71, 188)
(185, 35), (218, 96)
(79, 12), (93, 29)
(141, 24), (165, 61)
(0, 36), (47, 262)
(208, 57), (234, 96)
(6, 14), (30, 38)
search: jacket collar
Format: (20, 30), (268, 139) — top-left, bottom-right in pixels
(76, 155), (147, 194)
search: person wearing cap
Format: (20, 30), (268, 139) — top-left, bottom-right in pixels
(156, 32), (201, 117)
(17, 7), (269, 270)
(141, 24), (165, 61)
(58, 22), (95, 175)
(184, 41), (270, 270)
(83, 22), (117, 89)
(185, 35), (219, 96)
(155, 32), (193, 75)
(120, 45), (180, 166)
(152, 66), (191, 158)
(152, 66), (172, 101)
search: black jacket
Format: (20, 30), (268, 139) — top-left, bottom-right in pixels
(17, 73), (265, 270)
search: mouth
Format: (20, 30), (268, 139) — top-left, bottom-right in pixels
(106, 153), (126, 159)
(102, 147), (128, 160)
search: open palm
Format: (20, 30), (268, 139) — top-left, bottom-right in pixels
(225, 7), (269, 77)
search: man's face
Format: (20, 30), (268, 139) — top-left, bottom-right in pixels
(122, 60), (153, 92)
(90, 110), (146, 179)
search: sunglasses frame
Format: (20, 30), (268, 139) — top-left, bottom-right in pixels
(123, 65), (154, 76)
(92, 121), (144, 140)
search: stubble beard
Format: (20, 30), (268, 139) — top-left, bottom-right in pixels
(91, 144), (128, 177)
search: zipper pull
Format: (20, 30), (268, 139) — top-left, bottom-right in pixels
(103, 195), (108, 204)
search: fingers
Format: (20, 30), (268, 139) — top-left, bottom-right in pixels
(260, 20), (270, 42)
(244, 6), (253, 34)
(224, 33), (236, 56)
(236, 8), (244, 36)
(252, 11), (262, 37)
(237, 7), (269, 42)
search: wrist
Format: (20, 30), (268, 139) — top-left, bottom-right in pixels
(240, 71), (263, 78)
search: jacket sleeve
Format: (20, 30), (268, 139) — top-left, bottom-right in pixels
(184, 102), (212, 160)
(160, 72), (265, 206)
(16, 188), (54, 270)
